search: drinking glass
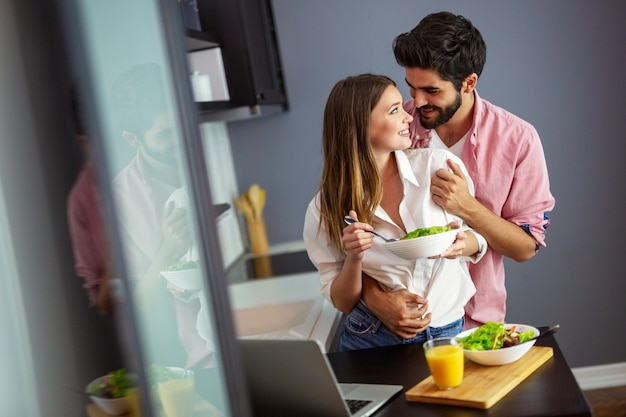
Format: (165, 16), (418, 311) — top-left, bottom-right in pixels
(157, 369), (196, 417)
(423, 337), (464, 390)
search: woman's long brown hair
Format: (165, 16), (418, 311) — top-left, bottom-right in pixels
(318, 74), (396, 251)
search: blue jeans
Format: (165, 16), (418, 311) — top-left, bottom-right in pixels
(338, 300), (464, 352)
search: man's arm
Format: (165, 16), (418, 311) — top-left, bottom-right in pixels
(361, 274), (431, 339)
(431, 159), (538, 262)
(134, 203), (193, 310)
(94, 267), (113, 316)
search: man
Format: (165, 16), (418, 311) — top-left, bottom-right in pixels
(362, 11), (555, 335)
(109, 63), (214, 369)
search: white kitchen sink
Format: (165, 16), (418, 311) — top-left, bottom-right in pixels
(228, 272), (342, 351)
(233, 298), (323, 338)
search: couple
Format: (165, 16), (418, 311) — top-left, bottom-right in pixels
(303, 11), (555, 352)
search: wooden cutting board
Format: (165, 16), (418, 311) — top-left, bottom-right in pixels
(405, 346), (554, 409)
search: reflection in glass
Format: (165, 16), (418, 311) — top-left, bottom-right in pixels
(65, 1), (234, 416)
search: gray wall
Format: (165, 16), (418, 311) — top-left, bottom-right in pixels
(227, 0), (626, 368)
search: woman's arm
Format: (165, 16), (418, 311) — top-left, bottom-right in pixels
(329, 211), (374, 313)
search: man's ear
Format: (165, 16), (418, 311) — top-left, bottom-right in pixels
(462, 73), (478, 93)
(122, 131), (140, 147)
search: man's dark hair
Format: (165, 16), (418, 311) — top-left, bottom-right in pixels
(109, 63), (168, 139)
(393, 11), (487, 90)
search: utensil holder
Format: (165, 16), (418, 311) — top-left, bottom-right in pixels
(246, 217), (269, 254)
(245, 217), (273, 278)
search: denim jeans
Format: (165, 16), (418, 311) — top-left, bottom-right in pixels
(338, 300), (464, 352)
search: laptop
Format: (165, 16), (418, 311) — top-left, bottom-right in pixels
(238, 338), (402, 417)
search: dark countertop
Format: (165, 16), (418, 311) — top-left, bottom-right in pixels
(327, 330), (592, 417)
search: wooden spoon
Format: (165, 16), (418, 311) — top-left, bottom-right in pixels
(247, 184), (266, 219)
(234, 195), (254, 222)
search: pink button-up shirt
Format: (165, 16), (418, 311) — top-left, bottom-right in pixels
(67, 163), (109, 306)
(405, 91), (555, 328)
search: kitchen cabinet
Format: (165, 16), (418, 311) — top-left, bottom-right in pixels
(185, 30), (233, 113)
(186, 0), (288, 121)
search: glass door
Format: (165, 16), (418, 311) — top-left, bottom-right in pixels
(58, 0), (250, 416)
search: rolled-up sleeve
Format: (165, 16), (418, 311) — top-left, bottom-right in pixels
(500, 126), (555, 248)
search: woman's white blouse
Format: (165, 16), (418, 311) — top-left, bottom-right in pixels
(303, 149), (487, 327)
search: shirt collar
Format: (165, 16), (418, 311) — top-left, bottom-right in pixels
(374, 151), (419, 222)
(467, 90), (483, 145)
(394, 150), (419, 187)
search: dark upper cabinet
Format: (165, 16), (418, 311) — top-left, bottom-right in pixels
(185, 28), (219, 51)
(186, 0), (288, 121)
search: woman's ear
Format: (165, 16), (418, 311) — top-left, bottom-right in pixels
(122, 131), (140, 147)
(462, 73), (478, 94)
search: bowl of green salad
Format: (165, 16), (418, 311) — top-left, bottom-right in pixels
(85, 368), (136, 415)
(160, 260), (202, 291)
(383, 225), (457, 259)
(456, 322), (539, 366)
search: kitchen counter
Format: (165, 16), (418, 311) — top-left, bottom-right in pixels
(228, 271), (342, 352)
(225, 241), (342, 351)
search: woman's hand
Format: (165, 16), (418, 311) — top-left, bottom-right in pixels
(341, 210), (374, 260)
(430, 221), (466, 259)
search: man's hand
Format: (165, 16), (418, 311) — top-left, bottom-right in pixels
(362, 275), (431, 339)
(432, 159), (538, 261)
(160, 201), (193, 265)
(95, 267), (114, 317)
(431, 159), (473, 217)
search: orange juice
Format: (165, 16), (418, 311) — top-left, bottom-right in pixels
(424, 339), (464, 389)
(158, 377), (195, 417)
(126, 387), (142, 417)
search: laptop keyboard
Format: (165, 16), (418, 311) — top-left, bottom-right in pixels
(346, 399), (372, 414)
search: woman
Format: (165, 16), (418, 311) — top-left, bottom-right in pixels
(303, 74), (487, 351)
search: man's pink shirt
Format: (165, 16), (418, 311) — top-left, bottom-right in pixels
(67, 163), (108, 306)
(405, 91), (555, 328)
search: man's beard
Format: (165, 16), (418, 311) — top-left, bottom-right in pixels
(139, 141), (181, 170)
(418, 92), (462, 129)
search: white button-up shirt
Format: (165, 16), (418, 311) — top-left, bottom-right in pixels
(303, 149), (487, 327)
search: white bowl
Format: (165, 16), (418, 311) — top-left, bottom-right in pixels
(383, 229), (457, 259)
(160, 268), (202, 291)
(85, 375), (130, 415)
(456, 323), (539, 366)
